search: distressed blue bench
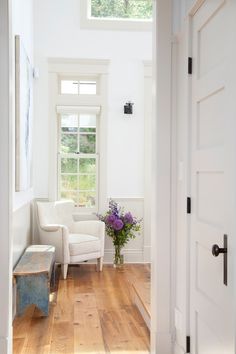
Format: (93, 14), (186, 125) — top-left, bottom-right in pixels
(13, 245), (55, 316)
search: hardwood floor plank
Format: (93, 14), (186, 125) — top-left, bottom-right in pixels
(23, 306), (55, 354)
(50, 322), (74, 354)
(13, 305), (35, 339)
(74, 307), (106, 353)
(74, 293), (97, 310)
(13, 338), (25, 354)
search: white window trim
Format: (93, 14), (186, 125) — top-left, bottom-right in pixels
(48, 58), (109, 215)
(80, 0), (152, 32)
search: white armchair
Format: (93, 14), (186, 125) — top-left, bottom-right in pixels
(36, 200), (105, 279)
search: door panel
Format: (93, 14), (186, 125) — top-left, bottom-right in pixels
(190, 0), (235, 353)
(198, 0), (227, 78)
(197, 88), (224, 149)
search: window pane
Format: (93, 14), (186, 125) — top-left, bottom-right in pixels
(79, 175), (96, 191)
(80, 134), (96, 153)
(61, 80), (78, 94)
(61, 114), (78, 133)
(91, 0), (152, 20)
(61, 191), (77, 203)
(80, 114), (96, 129)
(80, 127), (96, 133)
(79, 158), (96, 173)
(78, 192), (96, 208)
(61, 134), (77, 153)
(61, 175), (77, 190)
(61, 158), (78, 173)
(79, 81), (96, 95)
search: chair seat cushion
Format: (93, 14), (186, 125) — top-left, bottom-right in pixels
(68, 233), (101, 256)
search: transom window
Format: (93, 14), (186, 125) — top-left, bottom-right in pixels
(91, 0), (152, 20)
(60, 77), (97, 95)
(58, 108), (99, 210)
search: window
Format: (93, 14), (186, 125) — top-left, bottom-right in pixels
(48, 58), (109, 214)
(60, 78), (97, 95)
(80, 0), (152, 31)
(91, 0), (152, 20)
(57, 107), (100, 210)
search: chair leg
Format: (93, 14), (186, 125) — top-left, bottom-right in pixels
(97, 257), (103, 272)
(61, 264), (68, 279)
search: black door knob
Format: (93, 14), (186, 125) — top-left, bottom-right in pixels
(212, 235), (228, 286)
(212, 244), (227, 257)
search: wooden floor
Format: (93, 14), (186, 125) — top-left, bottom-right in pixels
(13, 264), (150, 354)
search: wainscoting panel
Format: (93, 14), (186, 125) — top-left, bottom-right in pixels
(12, 201), (32, 319)
(13, 202), (32, 267)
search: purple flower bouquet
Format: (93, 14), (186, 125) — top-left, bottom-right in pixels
(97, 199), (142, 267)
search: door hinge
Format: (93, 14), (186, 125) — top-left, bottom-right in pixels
(187, 197), (191, 214)
(186, 336), (191, 353)
(188, 57), (192, 74)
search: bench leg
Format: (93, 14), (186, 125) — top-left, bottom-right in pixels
(16, 274), (49, 316)
(62, 264), (68, 279)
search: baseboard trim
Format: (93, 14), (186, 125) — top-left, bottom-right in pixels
(144, 245), (151, 262)
(0, 336), (11, 354)
(151, 332), (172, 354)
(104, 248), (143, 263)
(83, 248), (144, 264)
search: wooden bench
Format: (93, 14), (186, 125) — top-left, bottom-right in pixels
(13, 245), (55, 316)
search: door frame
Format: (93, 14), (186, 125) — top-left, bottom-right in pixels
(0, 0), (13, 353)
(151, 0), (174, 352)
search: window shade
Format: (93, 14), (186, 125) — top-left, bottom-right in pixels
(56, 105), (101, 115)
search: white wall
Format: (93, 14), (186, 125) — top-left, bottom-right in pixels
(12, 0), (34, 265)
(33, 0), (152, 262)
(0, 1), (12, 351)
(33, 0), (152, 200)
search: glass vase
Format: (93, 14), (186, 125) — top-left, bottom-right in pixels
(113, 245), (124, 268)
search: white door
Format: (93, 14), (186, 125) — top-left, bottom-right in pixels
(190, 0), (236, 353)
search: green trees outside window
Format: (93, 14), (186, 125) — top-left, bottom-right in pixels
(59, 114), (97, 208)
(91, 0), (152, 20)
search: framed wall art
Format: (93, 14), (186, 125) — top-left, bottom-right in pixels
(15, 35), (33, 191)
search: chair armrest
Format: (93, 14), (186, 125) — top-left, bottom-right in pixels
(38, 225), (70, 264)
(72, 220), (105, 239)
(40, 224), (63, 232)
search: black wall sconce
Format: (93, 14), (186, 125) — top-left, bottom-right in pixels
(124, 101), (134, 115)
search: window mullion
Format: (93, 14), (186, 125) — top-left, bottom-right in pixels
(77, 115), (80, 206)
